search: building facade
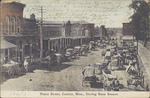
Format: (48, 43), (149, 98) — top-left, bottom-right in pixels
(22, 13), (38, 36)
(0, 0), (25, 35)
(39, 21), (94, 56)
(94, 26), (102, 40)
(0, 1), (26, 64)
(22, 14), (39, 61)
(0, 1), (37, 64)
(41, 22), (66, 55)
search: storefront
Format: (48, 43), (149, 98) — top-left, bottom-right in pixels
(3, 35), (38, 63)
(49, 37), (62, 53)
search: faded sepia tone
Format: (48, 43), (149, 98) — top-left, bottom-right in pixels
(0, 0), (150, 97)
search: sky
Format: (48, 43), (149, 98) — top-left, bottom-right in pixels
(20, 0), (134, 27)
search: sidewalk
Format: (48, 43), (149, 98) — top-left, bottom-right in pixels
(138, 42), (150, 89)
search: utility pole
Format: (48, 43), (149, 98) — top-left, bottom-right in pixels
(40, 6), (43, 61)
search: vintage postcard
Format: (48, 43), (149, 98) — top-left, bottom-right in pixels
(0, 0), (150, 97)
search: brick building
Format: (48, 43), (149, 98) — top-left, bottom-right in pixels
(81, 23), (95, 40)
(0, 0), (25, 35)
(0, 0), (26, 64)
(41, 22), (66, 54)
(22, 13), (38, 36)
(38, 21), (94, 56)
(0, 0), (37, 63)
(64, 21), (94, 46)
(94, 26), (102, 40)
(123, 23), (134, 35)
(22, 14), (39, 60)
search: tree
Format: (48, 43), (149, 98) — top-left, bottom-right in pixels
(129, 1), (150, 42)
(101, 25), (108, 38)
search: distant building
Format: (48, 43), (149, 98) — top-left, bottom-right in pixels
(64, 21), (94, 46)
(100, 25), (108, 38)
(64, 20), (71, 37)
(64, 21), (94, 39)
(106, 28), (122, 36)
(81, 23), (95, 40)
(38, 21), (94, 54)
(123, 23), (134, 35)
(94, 26), (102, 40)
(22, 13), (38, 36)
(41, 22), (65, 54)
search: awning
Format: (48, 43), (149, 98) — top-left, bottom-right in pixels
(0, 40), (17, 49)
(49, 37), (62, 40)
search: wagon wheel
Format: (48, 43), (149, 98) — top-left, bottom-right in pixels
(8, 68), (14, 78)
(16, 68), (22, 75)
(107, 87), (112, 91)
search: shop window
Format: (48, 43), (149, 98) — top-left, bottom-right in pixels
(5, 16), (9, 34)
(11, 16), (16, 34)
(85, 29), (89, 36)
(24, 45), (30, 56)
(17, 17), (21, 33)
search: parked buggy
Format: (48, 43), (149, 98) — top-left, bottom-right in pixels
(82, 65), (96, 87)
(90, 41), (96, 50)
(55, 53), (62, 65)
(104, 51), (112, 62)
(74, 46), (81, 56)
(127, 76), (143, 88)
(92, 63), (104, 84)
(102, 71), (120, 91)
(82, 44), (89, 54)
(101, 49), (106, 56)
(40, 56), (51, 68)
(64, 48), (74, 61)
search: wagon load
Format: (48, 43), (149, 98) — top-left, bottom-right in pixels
(82, 65), (96, 87)
(102, 71), (120, 91)
(74, 46), (81, 56)
(2, 60), (21, 78)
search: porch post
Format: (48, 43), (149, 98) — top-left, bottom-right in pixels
(59, 38), (62, 49)
(30, 43), (33, 62)
(8, 49), (10, 61)
(22, 44), (24, 62)
(48, 39), (50, 51)
(16, 47), (17, 61)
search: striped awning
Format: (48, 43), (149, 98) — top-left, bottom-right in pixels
(0, 40), (17, 49)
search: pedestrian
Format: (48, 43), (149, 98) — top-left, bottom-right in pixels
(24, 58), (29, 72)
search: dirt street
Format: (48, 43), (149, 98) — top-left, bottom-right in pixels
(1, 48), (104, 91)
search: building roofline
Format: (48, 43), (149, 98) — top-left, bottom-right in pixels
(1, 1), (26, 7)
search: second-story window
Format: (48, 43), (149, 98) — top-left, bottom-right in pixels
(5, 16), (9, 34)
(17, 17), (21, 33)
(11, 16), (16, 34)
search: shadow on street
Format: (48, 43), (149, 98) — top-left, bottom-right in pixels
(36, 63), (73, 72)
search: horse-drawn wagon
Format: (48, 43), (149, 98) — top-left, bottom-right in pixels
(2, 61), (21, 78)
